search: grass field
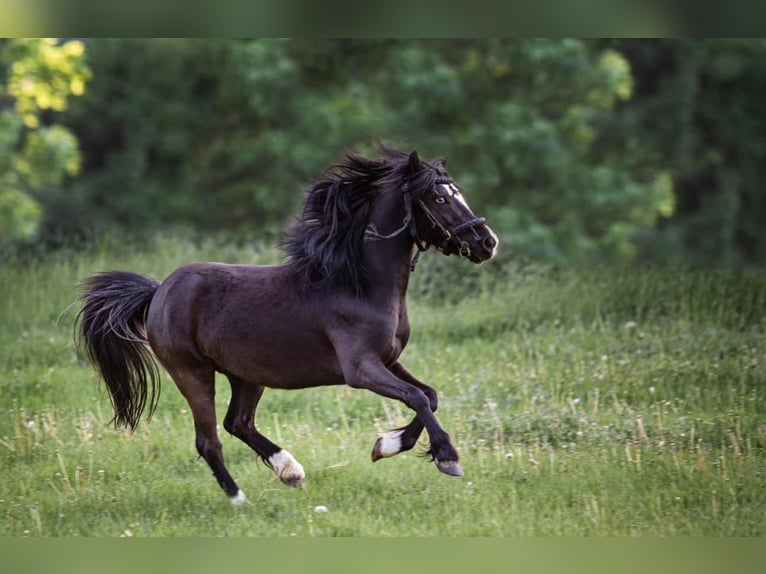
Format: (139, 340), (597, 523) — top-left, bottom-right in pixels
(1, 235), (764, 536)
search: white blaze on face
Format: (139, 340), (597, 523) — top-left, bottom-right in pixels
(441, 183), (499, 259)
(486, 225), (499, 258)
(441, 183), (470, 209)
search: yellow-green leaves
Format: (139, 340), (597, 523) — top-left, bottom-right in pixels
(598, 49), (633, 104)
(0, 38), (89, 239)
(7, 39), (90, 128)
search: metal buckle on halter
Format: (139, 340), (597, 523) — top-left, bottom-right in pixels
(443, 214), (486, 259)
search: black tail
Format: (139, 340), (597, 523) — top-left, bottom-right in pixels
(76, 271), (161, 430)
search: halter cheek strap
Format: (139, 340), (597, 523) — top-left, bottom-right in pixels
(363, 182), (421, 246)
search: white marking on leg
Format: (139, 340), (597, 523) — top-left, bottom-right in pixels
(268, 449), (306, 487)
(376, 429), (404, 458)
(230, 489), (246, 506)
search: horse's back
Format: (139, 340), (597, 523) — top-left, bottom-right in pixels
(146, 262), (344, 388)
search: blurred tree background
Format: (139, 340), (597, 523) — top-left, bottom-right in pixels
(1, 38), (764, 266)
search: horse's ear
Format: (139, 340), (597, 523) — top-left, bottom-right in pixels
(435, 157), (448, 169)
(408, 151), (421, 173)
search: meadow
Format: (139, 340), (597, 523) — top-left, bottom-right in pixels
(1, 235), (764, 537)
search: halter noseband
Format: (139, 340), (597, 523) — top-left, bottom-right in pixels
(363, 178), (486, 269)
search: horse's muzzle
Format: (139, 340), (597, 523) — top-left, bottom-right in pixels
(460, 224), (499, 264)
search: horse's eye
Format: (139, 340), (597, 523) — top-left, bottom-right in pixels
(434, 196), (447, 204)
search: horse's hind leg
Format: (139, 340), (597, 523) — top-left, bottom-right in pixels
(223, 375), (306, 489)
(371, 361), (438, 461)
(170, 364), (245, 504)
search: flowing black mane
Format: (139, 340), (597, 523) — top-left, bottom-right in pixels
(283, 146), (444, 295)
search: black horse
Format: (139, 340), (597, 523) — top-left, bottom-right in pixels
(76, 146), (498, 504)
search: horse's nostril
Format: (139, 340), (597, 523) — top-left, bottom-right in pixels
(484, 236), (496, 250)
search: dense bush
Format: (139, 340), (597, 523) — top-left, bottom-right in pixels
(2, 39), (765, 266)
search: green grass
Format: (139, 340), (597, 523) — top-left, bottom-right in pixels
(1, 235), (764, 536)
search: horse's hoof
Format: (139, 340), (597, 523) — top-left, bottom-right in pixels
(371, 430), (404, 462)
(435, 459), (464, 477)
(269, 449), (306, 489)
(371, 440), (384, 462)
(230, 489), (247, 505)
(281, 475), (307, 489)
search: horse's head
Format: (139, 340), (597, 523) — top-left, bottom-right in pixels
(408, 152), (499, 264)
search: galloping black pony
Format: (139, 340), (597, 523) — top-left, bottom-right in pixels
(76, 146), (498, 504)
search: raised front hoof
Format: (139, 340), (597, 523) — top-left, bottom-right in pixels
(435, 459), (464, 477)
(371, 441), (384, 462)
(371, 429), (405, 462)
(371, 437), (391, 462)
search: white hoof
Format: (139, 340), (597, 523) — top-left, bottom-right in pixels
(230, 489), (247, 506)
(371, 429), (404, 461)
(268, 450), (306, 488)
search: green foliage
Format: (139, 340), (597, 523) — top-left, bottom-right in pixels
(45, 39), (676, 263)
(601, 39), (766, 266)
(0, 39), (90, 240)
(4, 39), (764, 265)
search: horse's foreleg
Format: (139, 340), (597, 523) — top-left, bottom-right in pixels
(371, 361), (438, 462)
(223, 376), (305, 489)
(343, 355), (462, 477)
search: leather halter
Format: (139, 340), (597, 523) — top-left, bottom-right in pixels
(363, 179), (487, 270)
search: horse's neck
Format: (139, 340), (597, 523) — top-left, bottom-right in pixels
(362, 197), (416, 303)
(363, 236), (415, 300)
